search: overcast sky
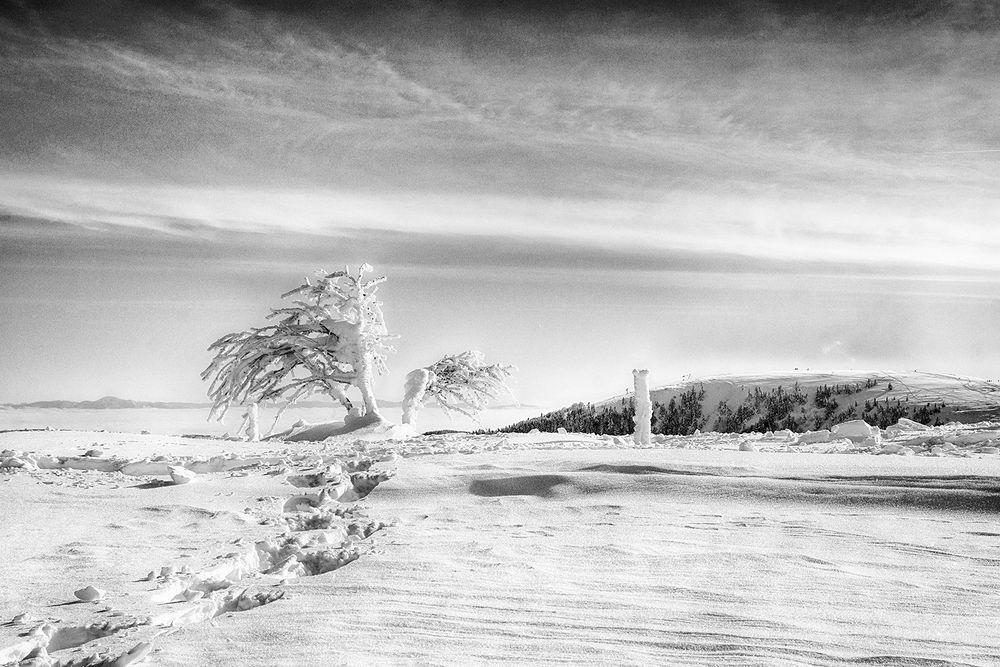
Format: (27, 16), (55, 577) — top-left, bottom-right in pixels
(2, 0), (1000, 407)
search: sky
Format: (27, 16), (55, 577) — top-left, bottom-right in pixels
(2, 0), (1000, 408)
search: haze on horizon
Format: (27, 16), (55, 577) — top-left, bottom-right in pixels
(2, 0), (1000, 409)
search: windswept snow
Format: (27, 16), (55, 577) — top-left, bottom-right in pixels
(2, 419), (1000, 665)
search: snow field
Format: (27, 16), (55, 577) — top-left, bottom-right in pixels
(2, 417), (1000, 665)
(0, 435), (394, 666)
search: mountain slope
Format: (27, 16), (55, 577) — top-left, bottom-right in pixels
(501, 371), (1000, 435)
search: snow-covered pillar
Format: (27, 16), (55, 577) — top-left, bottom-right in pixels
(247, 403), (260, 442)
(401, 368), (433, 426)
(633, 369), (651, 446)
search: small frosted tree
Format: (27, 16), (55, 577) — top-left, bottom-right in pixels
(401, 351), (515, 427)
(202, 264), (394, 434)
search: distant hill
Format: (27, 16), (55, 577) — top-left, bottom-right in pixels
(2, 396), (210, 410)
(2, 395), (533, 411)
(499, 371), (1000, 435)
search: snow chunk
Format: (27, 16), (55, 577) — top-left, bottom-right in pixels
(879, 444), (916, 456)
(1, 456), (34, 470)
(949, 431), (1000, 446)
(831, 420), (880, 443)
(795, 430), (831, 445)
(883, 418), (932, 439)
(897, 417), (930, 430)
(121, 460), (172, 476)
(168, 466), (196, 485)
(73, 586), (105, 602)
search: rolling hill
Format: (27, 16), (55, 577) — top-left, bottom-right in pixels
(500, 370), (1000, 435)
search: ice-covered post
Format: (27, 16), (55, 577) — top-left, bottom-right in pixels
(246, 403), (260, 442)
(633, 369), (651, 446)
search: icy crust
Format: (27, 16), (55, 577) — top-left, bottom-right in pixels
(0, 450), (393, 667)
(342, 418), (1000, 459)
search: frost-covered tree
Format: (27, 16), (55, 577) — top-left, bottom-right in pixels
(401, 351), (514, 427)
(202, 264), (394, 432)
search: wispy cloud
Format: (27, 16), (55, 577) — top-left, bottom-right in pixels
(3, 3), (999, 191)
(3, 174), (1000, 273)
(2, 4), (1000, 270)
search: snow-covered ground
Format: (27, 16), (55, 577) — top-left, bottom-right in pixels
(0, 405), (544, 438)
(2, 421), (1000, 665)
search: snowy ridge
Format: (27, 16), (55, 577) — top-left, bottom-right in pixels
(572, 370), (1000, 434)
(646, 370), (1000, 411)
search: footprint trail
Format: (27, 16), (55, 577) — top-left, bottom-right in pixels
(0, 450), (394, 667)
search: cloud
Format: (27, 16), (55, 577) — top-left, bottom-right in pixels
(4, 174), (1000, 274)
(2, 2), (1000, 273)
(821, 340), (857, 366)
(822, 341), (844, 356)
(4, 3), (1000, 188)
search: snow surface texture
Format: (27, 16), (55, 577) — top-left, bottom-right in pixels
(0, 435), (392, 667)
(3, 417), (1000, 665)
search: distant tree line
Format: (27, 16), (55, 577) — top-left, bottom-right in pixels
(497, 378), (947, 435)
(499, 385), (709, 436)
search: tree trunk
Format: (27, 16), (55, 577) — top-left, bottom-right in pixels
(355, 355), (380, 416)
(328, 383), (354, 413)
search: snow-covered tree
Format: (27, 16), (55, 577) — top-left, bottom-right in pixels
(401, 351), (514, 427)
(202, 264), (394, 431)
(401, 368), (434, 426)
